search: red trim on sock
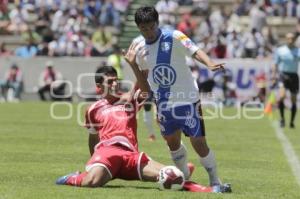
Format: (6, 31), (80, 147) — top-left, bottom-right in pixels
(66, 172), (88, 186)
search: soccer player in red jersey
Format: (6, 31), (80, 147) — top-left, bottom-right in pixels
(55, 66), (230, 193)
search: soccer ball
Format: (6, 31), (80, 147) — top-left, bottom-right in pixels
(158, 166), (185, 190)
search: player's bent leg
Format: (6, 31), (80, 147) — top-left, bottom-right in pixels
(81, 166), (112, 187)
(290, 94), (297, 128)
(163, 130), (181, 151)
(189, 136), (209, 157)
(190, 136), (221, 186)
(140, 159), (165, 182)
(163, 130), (190, 180)
(278, 86), (286, 127)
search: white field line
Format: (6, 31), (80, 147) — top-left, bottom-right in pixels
(271, 121), (300, 186)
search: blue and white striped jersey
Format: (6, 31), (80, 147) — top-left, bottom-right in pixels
(134, 29), (200, 108)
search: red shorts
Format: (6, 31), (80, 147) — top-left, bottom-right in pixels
(85, 144), (150, 180)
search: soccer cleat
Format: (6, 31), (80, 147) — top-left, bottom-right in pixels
(212, 183), (232, 193)
(290, 123), (295, 129)
(56, 171), (80, 185)
(183, 181), (213, 192)
(187, 162), (195, 179)
(280, 119), (285, 128)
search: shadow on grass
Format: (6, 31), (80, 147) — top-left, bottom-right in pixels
(103, 184), (158, 190)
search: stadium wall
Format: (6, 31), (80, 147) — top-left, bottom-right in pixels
(0, 57), (299, 102)
(0, 57), (135, 100)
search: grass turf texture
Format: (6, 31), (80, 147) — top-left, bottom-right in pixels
(0, 102), (299, 199)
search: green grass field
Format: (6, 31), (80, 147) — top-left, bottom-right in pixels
(0, 102), (300, 199)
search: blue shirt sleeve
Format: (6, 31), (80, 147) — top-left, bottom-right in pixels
(274, 49), (280, 65)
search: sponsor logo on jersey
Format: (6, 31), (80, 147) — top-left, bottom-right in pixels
(161, 42), (171, 52)
(153, 64), (176, 88)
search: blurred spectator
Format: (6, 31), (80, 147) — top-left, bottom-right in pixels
(83, 0), (101, 26)
(233, 0), (247, 16)
(209, 6), (227, 36)
(0, 63), (23, 102)
(91, 25), (116, 56)
(177, 13), (196, 38)
(211, 37), (227, 58)
(66, 34), (85, 56)
(113, 0), (130, 13)
(226, 29), (243, 58)
(242, 28), (264, 58)
(194, 16), (213, 42)
(21, 27), (41, 44)
(227, 12), (242, 33)
(15, 41), (38, 58)
(37, 61), (67, 101)
(34, 6), (50, 34)
(262, 26), (278, 56)
(0, 42), (12, 57)
(107, 45), (124, 80)
(270, 0), (286, 16)
(192, 0), (209, 15)
(99, 0), (121, 27)
(249, 5), (267, 33)
(222, 72), (237, 106)
(155, 0), (178, 26)
(178, 0), (193, 5)
(48, 35), (67, 56)
(7, 5), (28, 34)
(197, 36), (214, 55)
(51, 7), (70, 34)
(254, 71), (267, 103)
(286, 0), (297, 17)
(0, 0), (10, 34)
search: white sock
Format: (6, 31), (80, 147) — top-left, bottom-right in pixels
(170, 143), (190, 180)
(199, 150), (221, 186)
(144, 110), (154, 135)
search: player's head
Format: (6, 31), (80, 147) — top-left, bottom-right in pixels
(285, 32), (295, 46)
(95, 66), (119, 96)
(135, 6), (159, 42)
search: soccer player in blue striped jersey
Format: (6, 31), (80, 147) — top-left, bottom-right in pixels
(123, 6), (228, 189)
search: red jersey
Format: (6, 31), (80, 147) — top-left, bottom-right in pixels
(85, 92), (143, 152)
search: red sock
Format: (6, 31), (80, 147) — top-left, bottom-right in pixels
(66, 172), (88, 186)
(183, 181), (213, 193)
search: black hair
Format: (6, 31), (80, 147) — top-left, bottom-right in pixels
(95, 66), (117, 84)
(135, 6), (159, 26)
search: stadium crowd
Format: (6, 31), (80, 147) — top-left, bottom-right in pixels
(0, 0), (299, 105)
(0, 0), (128, 57)
(0, 0), (300, 59)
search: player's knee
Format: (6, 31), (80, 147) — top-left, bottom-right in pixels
(84, 175), (103, 187)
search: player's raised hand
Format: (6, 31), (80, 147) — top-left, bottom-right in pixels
(207, 63), (225, 72)
(122, 42), (139, 67)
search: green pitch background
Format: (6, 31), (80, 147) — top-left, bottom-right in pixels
(0, 102), (299, 199)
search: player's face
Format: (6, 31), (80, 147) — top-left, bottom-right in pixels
(103, 75), (120, 96)
(286, 33), (295, 46)
(137, 22), (159, 43)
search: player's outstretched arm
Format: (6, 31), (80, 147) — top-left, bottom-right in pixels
(192, 49), (225, 72)
(88, 133), (99, 156)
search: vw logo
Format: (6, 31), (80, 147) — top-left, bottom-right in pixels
(152, 64), (176, 88)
